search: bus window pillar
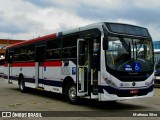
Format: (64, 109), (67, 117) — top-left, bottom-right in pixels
(92, 42), (100, 94)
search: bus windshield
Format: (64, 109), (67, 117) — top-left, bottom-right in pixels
(106, 36), (154, 72)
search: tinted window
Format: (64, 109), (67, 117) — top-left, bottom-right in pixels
(46, 38), (62, 60)
(26, 45), (35, 61)
(13, 46), (26, 62)
(62, 34), (79, 59)
(47, 38), (61, 49)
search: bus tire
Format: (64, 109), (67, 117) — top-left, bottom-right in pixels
(65, 83), (79, 104)
(19, 76), (26, 93)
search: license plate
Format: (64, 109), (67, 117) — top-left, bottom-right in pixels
(130, 90), (138, 94)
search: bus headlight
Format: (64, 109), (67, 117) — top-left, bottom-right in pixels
(145, 79), (154, 86)
(145, 82), (150, 86)
(150, 79), (154, 85)
(105, 79), (117, 87)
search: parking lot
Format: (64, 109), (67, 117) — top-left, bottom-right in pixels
(0, 77), (160, 120)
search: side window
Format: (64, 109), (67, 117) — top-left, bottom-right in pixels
(14, 48), (19, 62)
(62, 34), (79, 59)
(46, 38), (62, 60)
(13, 46), (26, 62)
(13, 54), (19, 62)
(47, 38), (61, 49)
(19, 47), (26, 61)
(26, 45), (35, 61)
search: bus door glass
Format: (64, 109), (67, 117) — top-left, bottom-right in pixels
(35, 46), (45, 88)
(77, 39), (89, 96)
(92, 38), (100, 95)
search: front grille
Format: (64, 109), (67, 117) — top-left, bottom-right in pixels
(118, 75), (147, 82)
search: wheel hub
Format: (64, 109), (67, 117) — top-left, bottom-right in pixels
(69, 86), (76, 100)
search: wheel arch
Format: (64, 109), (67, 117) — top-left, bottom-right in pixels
(62, 76), (75, 94)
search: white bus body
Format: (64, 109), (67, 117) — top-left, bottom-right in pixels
(4, 22), (154, 104)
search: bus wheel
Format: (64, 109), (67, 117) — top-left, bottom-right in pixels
(65, 83), (79, 104)
(19, 76), (26, 93)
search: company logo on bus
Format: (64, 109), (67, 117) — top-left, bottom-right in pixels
(132, 82), (136, 86)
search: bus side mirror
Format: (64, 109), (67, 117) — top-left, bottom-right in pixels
(103, 37), (108, 50)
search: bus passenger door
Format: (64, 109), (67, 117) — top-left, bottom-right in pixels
(35, 46), (45, 88)
(91, 39), (100, 96)
(77, 39), (89, 96)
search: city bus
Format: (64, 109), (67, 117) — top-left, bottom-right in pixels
(4, 22), (154, 104)
(154, 49), (160, 87)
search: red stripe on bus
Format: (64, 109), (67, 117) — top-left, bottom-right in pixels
(4, 63), (8, 67)
(11, 62), (35, 67)
(25, 62), (35, 66)
(5, 61), (62, 67)
(43, 61), (62, 67)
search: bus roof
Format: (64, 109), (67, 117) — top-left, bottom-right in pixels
(5, 33), (57, 49)
(5, 22), (150, 49)
(4, 23), (102, 49)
